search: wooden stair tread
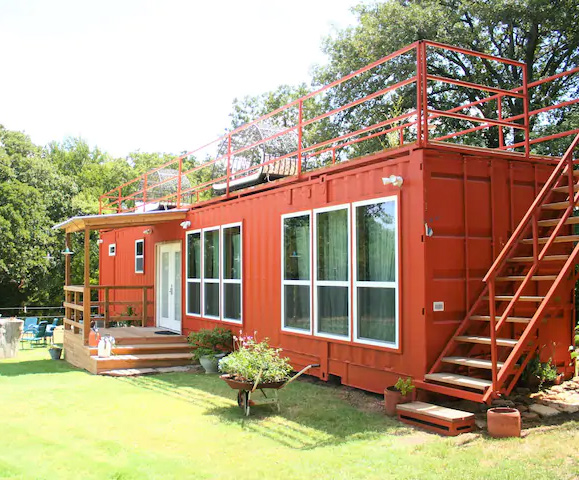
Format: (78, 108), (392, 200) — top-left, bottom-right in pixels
(455, 335), (518, 347)
(470, 315), (531, 324)
(507, 254), (568, 262)
(89, 343), (192, 355)
(397, 402), (475, 421)
(543, 201), (571, 210)
(92, 353), (193, 362)
(424, 373), (492, 390)
(538, 216), (579, 227)
(552, 184), (579, 194)
(492, 295), (544, 302)
(442, 356), (504, 369)
(495, 275), (557, 281)
(521, 235), (579, 244)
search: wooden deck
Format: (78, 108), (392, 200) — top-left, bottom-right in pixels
(64, 327), (193, 374)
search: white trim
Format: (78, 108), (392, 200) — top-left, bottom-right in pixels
(185, 230), (201, 316)
(135, 239), (144, 274)
(155, 241), (182, 333)
(221, 222), (243, 324)
(108, 243), (116, 256)
(313, 204), (351, 340)
(202, 226), (221, 320)
(352, 195), (399, 349)
(281, 210), (312, 334)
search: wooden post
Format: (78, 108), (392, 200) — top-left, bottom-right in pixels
(104, 287), (110, 328)
(83, 227), (91, 346)
(64, 232), (72, 331)
(142, 287), (148, 327)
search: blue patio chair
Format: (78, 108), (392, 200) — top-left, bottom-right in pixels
(52, 318), (62, 326)
(22, 317), (38, 331)
(45, 324), (56, 339)
(20, 321), (48, 348)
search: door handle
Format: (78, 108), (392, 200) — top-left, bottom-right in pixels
(169, 284), (173, 295)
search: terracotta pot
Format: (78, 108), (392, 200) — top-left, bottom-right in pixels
(487, 407), (521, 438)
(384, 386), (411, 416)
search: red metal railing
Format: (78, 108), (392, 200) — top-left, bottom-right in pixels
(100, 40), (574, 214)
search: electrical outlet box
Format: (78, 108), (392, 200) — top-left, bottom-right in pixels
(433, 301), (445, 312)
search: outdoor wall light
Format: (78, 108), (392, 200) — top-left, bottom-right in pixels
(61, 247), (74, 256)
(143, 228), (153, 235)
(382, 175), (404, 187)
(97, 239), (104, 244)
(180, 221), (191, 230)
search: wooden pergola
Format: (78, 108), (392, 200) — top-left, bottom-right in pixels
(53, 209), (188, 345)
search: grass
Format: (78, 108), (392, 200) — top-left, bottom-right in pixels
(0, 348), (578, 480)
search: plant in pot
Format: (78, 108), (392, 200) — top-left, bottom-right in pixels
(384, 377), (415, 416)
(188, 327), (233, 374)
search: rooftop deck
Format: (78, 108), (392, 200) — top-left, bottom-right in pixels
(99, 40), (578, 215)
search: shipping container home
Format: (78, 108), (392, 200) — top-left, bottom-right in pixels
(55, 41), (579, 403)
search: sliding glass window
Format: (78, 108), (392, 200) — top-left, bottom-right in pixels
(354, 197), (398, 347)
(314, 206), (350, 339)
(282, 212), (311, 332)
(203, 228), (220, 318)
(222, 224), (242, 323)
(186, 231), (201, 316)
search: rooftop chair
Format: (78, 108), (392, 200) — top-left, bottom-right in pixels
(20, 321), (48, 348)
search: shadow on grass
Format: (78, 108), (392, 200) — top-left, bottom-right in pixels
(117, 372), (412, 450)
(0, 358), (78, 376)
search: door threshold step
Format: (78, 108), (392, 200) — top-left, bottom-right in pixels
(507, 255), (568, 262)
(455, 335), (518, 347)
(521, 235), (579, 244)
(442, 356), (504, 369)
(397, 402), (476, 436)
(424, 373), (492, 391)
(470, 315), (531, 324)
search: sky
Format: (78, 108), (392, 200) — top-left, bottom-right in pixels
(0, 0), (363, 158)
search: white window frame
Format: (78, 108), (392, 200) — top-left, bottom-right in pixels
(135, 239), (145, 273)
(108, 244), (116, 256)
(202, 226), (221, 320)
(185, 229), (201, 316)
(221, 222), (243, 324)
(313, 204), (351, 341)
(281, 211), (312, 334)
(352, 196), (399, 349)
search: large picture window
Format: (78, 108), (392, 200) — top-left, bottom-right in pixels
(185, 223), (243, 323)
(186, 231), (201, 315)
(314, 205), (350, 339)
(282, 212), (311, 332)
(353, 197), (398, 347)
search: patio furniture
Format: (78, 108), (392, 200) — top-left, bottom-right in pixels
(22, 317), (38, 331)
(20, 321), (48, 348)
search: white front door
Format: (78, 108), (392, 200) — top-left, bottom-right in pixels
(157, 242), (182, 332)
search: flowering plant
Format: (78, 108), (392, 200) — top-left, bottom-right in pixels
(219, 332), (292, 384)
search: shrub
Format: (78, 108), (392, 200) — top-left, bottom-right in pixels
(394, 377), (415, 396)
(187, 327), (233, 361)
(219, 337), (292, 384)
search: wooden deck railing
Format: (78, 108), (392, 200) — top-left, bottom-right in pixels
(63, 285), (154, 345)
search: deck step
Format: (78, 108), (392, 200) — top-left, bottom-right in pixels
(397, 402), (475, 436)
(424, 373), (492, 391)
(92, 352), (194, 372)
(89, 343), (192, 356)
(538, 216), (579, 227)
(507, 254), (568, 263)
(552, 183), (579, 194)
(543, 201), (572, 210)
(455, 335), (518, 347)
(442, 356), (504, 369)
(491, 295), (545, 302)
(470, 315), (531, 324)
(521, 235), (579, 244)
(495, 275), (557, 282)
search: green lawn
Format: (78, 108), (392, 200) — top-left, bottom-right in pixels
(0, 349), (577, 480)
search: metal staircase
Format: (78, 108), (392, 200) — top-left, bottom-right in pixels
(417, 133), (579, 403)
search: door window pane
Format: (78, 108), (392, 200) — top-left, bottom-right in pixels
(204, 230), (219, 279)
(317, 286), (348, 336)
(284, 215), (310, 281)
(223, 226), (241, 280)
(357, 287), (396, 343)
(204, 283), (219, 317)
(356, 202), (396, 282)
(187, 232), (200, 279)
(284, 285), (310, 330)
(136, 240), (144, 256)
(161, 251), (169, 317)
(317, 209), (348, 281)
(224, 283), (241, 320)
(136, 257), (144, 273)
(174, 251), (182, 323)
(187, 283), (200, 315)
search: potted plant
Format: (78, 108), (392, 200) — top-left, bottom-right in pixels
(188, 327), (233, 374)
(219, 334), (293, 386)
(384, 377), (415, 416)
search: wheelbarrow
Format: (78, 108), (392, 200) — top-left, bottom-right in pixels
(220, 363), (320, 416)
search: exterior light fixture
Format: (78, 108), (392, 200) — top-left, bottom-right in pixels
(97, 239), (104, 244)
(180, 221), (191, 230)
(382, 175), (404, 187)
(61, 247), (74, 256)
(143, 228), (153, 235)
